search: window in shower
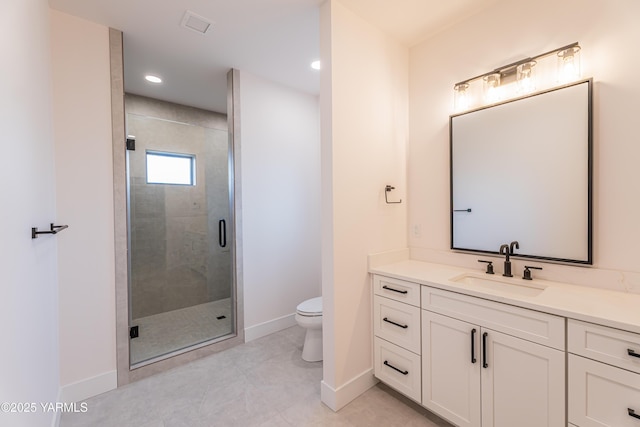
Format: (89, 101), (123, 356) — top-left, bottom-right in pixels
(146, 151), (195, 185)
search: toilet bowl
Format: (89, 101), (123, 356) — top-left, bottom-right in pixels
(295, 297), (323, 362)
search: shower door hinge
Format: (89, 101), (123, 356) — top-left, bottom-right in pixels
(129, 325), (139, 339)
(126, 136), (136, 151)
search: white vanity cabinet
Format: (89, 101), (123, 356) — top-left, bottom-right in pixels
(371, 274), (566, 426)
(370, 260), (640, 427)
(568, 319), (640, 426)
(372, 276), (422, 402)
(421, 286), (565, 427)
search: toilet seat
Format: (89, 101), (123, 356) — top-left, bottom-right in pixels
(296, 297), (322, 317)
(295, 296), (323, 362)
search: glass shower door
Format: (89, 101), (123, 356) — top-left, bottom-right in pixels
(126, 112), (234, 366)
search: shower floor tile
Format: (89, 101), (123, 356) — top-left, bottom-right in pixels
(130, 298), (233, 365)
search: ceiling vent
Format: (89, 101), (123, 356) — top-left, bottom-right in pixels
(181, 10), (213, 35)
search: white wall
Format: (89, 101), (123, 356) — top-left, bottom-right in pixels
(0, 0), (60, 426)
(238, 71), (322, 340)
(320, 0), (408, 410)
(42, 12), (320, 400)
(408, 0), (640, 292)
(50, 10), (117, 401)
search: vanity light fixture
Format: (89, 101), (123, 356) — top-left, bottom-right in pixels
(453, 42), (581, 112)
(517, 60), (537, 94)
(453, 82), (470, 112)
(483, 73), (502, 104)
(557, 45), (581, 83)
(145, 75), (162, 84)
(311, 60), (321, 70)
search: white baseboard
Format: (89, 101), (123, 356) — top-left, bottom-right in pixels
(59, 370), (117, 404)
(321, 368), (378, 411)
(244, 313), (297, 342)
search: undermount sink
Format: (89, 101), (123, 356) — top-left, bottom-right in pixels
(450, 273), (547, 297)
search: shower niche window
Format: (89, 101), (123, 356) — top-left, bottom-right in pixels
(146, 151), (196, 186)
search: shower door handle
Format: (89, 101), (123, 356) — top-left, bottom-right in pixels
(219, 219), (227, 248)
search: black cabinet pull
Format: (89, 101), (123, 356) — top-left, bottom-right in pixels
(218, 219), (227, 248)
(482, 332), (488, 368)
(628, 349), (640, 359)
(382, 285), (408, 294)
(384, 360), (408, 375)
(471, 328), (477, 364)
(628, 408), (640, 419)
(383, 317), (408, 329)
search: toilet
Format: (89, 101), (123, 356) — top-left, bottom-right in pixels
(295, 297), (323, 362)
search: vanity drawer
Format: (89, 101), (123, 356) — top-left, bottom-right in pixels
(373, 275), (420, 307)
(373, 295), (421, 354)
(569, 354), (640, 427)
(374, 337), (421, 403)
(569, 319), (640, 374)
(422, 286), (565, 350)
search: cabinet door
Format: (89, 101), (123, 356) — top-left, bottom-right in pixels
(481, 330), (565, 427)
(569, 353), (640, 427)
(422, 310), (481, 427)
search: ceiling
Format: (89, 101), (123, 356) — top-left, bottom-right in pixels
(339, 0), (500, 46)
(48, 0), (499, 114)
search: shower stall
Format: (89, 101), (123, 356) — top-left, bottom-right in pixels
(125, 94), (236, 367)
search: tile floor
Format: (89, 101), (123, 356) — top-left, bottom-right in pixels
(131, 299), (233, 365)
(61, 326), (453, 427)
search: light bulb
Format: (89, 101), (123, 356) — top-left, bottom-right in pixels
(557, 46), (581, 83)
(454, 83), (470, 112)
(517, 61), (537, 94)
(483, 73), (502, 104)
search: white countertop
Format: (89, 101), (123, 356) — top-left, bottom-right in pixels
(370, 259), (640, 334)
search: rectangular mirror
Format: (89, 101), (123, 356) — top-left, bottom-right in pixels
(450, 79), (592, 264)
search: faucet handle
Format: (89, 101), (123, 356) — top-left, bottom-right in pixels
(523, 265), (542, 280)
(478, 260), (495, 274)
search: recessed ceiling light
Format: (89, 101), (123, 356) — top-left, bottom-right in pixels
(145, 75), (162, 84)
(311, 60), (321, 70)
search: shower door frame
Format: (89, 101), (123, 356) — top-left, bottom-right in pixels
(110, 28), (244, 386)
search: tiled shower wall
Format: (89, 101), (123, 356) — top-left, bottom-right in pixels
(125, 94), (231, 319)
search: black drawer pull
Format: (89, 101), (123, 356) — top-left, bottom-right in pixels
(382, 285), (408, 294)
(628, 408), (640, 420)
(471, 328), (477, 364)
(383, 317), (408, 329)
(628, 349), (640, 359)
(482, 332), (488, 368)
(384, 360), (408, 375)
